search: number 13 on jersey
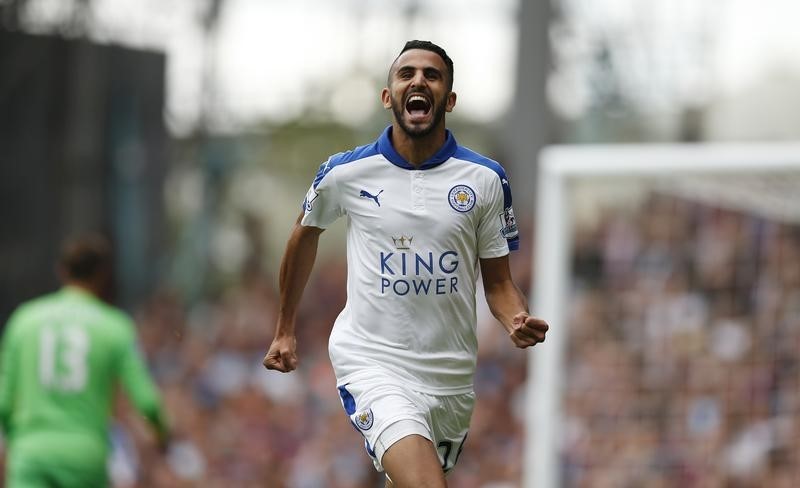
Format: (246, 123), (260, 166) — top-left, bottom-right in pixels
(39, 326), (90, 392)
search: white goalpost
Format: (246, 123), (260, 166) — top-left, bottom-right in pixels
(525, 142), (800, 488)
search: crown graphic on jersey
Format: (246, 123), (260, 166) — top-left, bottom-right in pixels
(391, 235), (413, 250)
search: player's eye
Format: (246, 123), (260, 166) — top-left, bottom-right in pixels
(424, 69), (441, 80)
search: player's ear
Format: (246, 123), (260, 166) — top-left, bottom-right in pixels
(381, 87), (391, 110)
(445, 91), (457, 113)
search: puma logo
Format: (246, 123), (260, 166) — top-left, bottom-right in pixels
(359, 189), (384, 207)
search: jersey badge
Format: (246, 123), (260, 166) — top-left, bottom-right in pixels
(448, 185), (476, 213)
(500, 206), (519, 238)
(359, 189), (384, 207)
(354, 408), (374, 430)
(304, 188), (319, 211)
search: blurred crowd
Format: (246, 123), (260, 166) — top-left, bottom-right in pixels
(563, 194), (800, 487)
(104, 192), (799, 487)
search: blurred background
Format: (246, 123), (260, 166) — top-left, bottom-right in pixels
(1, 0), (799, 486)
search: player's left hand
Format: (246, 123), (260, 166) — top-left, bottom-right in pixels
(509, 312), (549, 348)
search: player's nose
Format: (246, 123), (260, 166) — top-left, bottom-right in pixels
(410, 70), (427, 88)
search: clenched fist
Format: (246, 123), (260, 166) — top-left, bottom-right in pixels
(509, 312), (549, 348)
(262, 335), (298, 372)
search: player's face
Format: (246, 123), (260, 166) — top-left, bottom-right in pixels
(382, 49), (456, 139)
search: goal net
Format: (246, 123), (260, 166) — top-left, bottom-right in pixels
(525, 143), (800, 488)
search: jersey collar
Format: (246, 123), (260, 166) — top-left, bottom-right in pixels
(62, 285), (97, 300)
(377, 126), (458, 170)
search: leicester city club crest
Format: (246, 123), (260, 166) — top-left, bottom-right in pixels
(448, 185), (476, 213)
(354, 408), (374, 430)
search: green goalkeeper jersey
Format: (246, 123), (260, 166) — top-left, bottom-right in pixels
(0, 286), (168, 463)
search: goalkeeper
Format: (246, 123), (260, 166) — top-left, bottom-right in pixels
(0, 233), (169, 487)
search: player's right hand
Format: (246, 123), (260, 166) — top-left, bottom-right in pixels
(263, 335), (298, 372)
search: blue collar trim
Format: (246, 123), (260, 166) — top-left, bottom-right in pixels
(377, 126), (458, 170)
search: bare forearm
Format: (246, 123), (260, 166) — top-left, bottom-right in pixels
(264, 218), (323, 372)
(480, 255), (548, 348)
(276, 221), (322, 335)
(484, 279), (528, 332)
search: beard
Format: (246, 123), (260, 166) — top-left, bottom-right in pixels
(390, 91), (448, 139)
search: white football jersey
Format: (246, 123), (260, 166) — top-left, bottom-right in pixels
(301, 126), (519, 394)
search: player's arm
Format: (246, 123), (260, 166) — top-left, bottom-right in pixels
(480, 255), (548, 348)
(0, 312), (22, 435)
(263, 212), (324, 373)
(0, 336), (15, 435)
(118, 326), (170, 448)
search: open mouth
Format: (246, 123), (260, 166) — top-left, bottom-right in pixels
(405, 94), (432, 121)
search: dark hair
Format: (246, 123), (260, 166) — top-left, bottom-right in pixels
(392, 40), (454, 90)
(59, 233), (112, 282)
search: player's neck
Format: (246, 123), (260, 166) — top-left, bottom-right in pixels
(63, 279), (102, 299)
(390, 123), (447, 168)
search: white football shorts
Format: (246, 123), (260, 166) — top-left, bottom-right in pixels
(336, 370), (475, 474)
